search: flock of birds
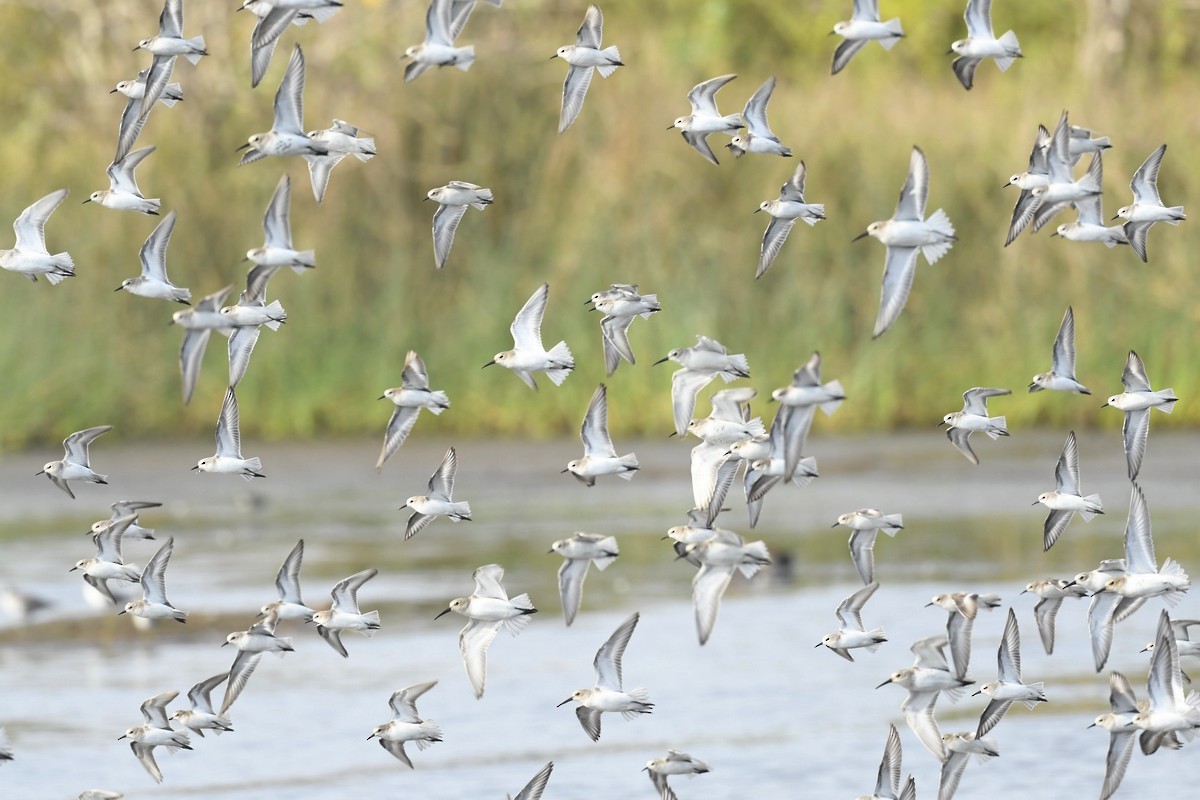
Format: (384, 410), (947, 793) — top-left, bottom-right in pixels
(0, 0), (1194, 798)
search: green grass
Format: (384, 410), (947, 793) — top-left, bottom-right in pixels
(0, 2), (1196, 448)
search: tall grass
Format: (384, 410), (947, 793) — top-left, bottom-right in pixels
(0, 1), (1195, 448)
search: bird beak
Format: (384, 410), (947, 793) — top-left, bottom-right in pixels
(113, 285), (124, 292)
(1063, 580), (1077, 588)
(945, 48), (954, 55)
(924, 602), (935, 607)
(830, 521), (840, 528)
(1111, 214), (1119, 221)
(1140, 645), (1151, 653)
(936, 420), (946, 427)
(851, 231), (869, 242)
(68, 566), (78, 572)
(560, 468), (569, 474)
(131, 45), (140, 52)
(665, 123), (674, 130)
(109, 88), (118, 94)
(1001, 181), (1012, 188)
(875, 679), (891, 689)
(221, 641), (229, 647)
(82, 198), (91, 204)
(549, 54), (558, 60)
(1020, 588), (1028, 594)
(235, 142), (251, 151)
(652, 356), (669, 366)
(117, 609), (127, 615)
(1031, 500), (1040, 506)
(1086, 722), (1096, 729)
(556, 697), (573, 707)
(1049, 231), (1059, 237)
(972, 690), (982, 696)
(434, 607), (453, 620)
(190, 465), (200, 471)
(754, 208), (761, 214)
(118, 734), (127, 740)
(367, 733), (376, 740)
(482, 360), (496, 369)
(813, 641), (824, 648)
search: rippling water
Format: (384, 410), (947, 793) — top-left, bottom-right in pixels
(1, 432), (1198, 798)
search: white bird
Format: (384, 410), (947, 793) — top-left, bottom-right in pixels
(38, 425), (112, 499)
(426, 181), (493, 269)
(404, 446), (472, 539)
(949, 0), (1021, 90)
(309, 568), (381, 657)
(644, 750), (710, 800)
(940, 387), (1010, 465)
(85, 146), (160, 215)
(404, 0), (481, 83)
(926, 591), (1001, 681)
(1051, 192), (1129, 248)
(1035, 431), (1103, 551)
(1140, 618), (1200, 660)
(938, 731), (998, 800)
(238, 44), (327, 164)
(566, 385), (638, 485)
(770, 351), (844, 480)
(559, 611), (653, 740)
(1116, 144), (1186, 262)
(973, 608), (1047, 736)
(756, 161), (825, 278)
(1023, 112), (1103, 235)
(1089, 671), (1139, 800)
(173, 284), (233, 405)
(1103, 483), (1189, 606)
(170, 673), (233, 738)
(509, 762), (554, 800)
(551, 533), (618, 626)
(858, 723), (903, 800)
(484, 283), (574, 389)
(0, 188), (74, 285)
(654, 335), (749, 437)
(247, 173), (315, 273)
(244, 0), (343, 88)
(726, 76), (791, 158)
(684, 530), (771, 645)
(222, 270), (286, 391)
(1021, 578), (1087, 656)
(118, 690), (191, 783)
(1003, 124), (1051, 246)
(1028, 306), (1089, 394)
(116, 210), (191, 304)
(220, 609), (293, 715)
(193, 388), (265, 479)
(854, 146), (955, 338)
(669, 73), (742, 166)
(110, 68), (181, 167)
(1103, 350), (1177, 481)
(743, 402), (820, 526)
(818, 581), (886, 662)
(435, 563), (537, 699)
(368, 680), (442, 768)
(831, 0), (904, 75)
(1134, 611), (1200, 754)
(377, 350), (450, 471)
(71, 514), (142, 603)
(553, 4), (623, 133)
(302, 118), (375, 202)
(591, 284), (660, 376)
(259, 539), (315, 621)
(90, 500), (161, 541)
(126, 0), (205, 160)
(833, 509), (903, 585)
(120, 537), (187, 622)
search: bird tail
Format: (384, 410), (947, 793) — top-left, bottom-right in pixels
(544, 341), (574, 385)
(789, 457), (819, 488)
(1156, 389), (1178, 411)
(414, 720), (443, 747)
(737, 540), (772, 578)
(719, 353), (750, 382)
(596, 47), (621, 77)
(800, 204), (826, 226)
(358, 610), (381, 636)
(995, 31), (1021, 70)
(1022, 682), (1046, 707)
(984, 416), (1008, 439)
(263, 299), (287, 331)
(354, 139), (376, 161)
(920, 208), (956, 263)
(878, 19), (903, 48)
(159, 83), (183, 107)
(592, 537), (619, 570)
(241, 457), (263, 480)
(271, 637), (294, 654)
(184, 36), (206, 64)
(427, 391), (450, 414)
(454, 46), (475, 71)
(616, 453), (639, 479)
(638, 294), (661, 318)
(1079, 494), (1104, 521)
(865, 630), (886, 652)
(882, 513), (904, 529)
(43, 253), (75, 285)
(1163, 207), (1186, 225)
(623, 686), (653, 712)
(819, 380), (845, 415)
(450, 501), (472, 520)
(290, 251), (317, 274)
(1160, 558), (1190, 593)
(471, 188), (494, 210)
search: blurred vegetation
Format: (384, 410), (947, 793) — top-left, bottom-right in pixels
(0, 0), (1196, 449)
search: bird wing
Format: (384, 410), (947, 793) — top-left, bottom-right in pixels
(273, 44), (306, 135)
(472, 563), (509, 600)
(688, 73), (735, 116)
(262, 173), (294, 248)
(894, 146), (929, 221)
(378, 407), (420, 471)
(872, 245), (920, 338)
(139, 537), (174, 605)
(1054, 430), (1081, 495)
(139, 210), (175, 281)
(575, 3), (603, 48)
(559, 65), (594, 134)
(389, 680), (437, 722)
(428, 446), (459, 500)
(558, 556), (591, 626)
(580, 384), (616, 457)
(219, 649), (264, 715)
(274, 539), (305, 605)
(63, 425), (114, 467)
(1050, 306), (1077, 378)
(511, 283), (549, 351)
(460, 618), (502, 698)
(692, 562), (734, 645)
(740, 76), (777, 138)
(1121, 350), (1152, 392)
(1129, 144), (1166, 206)
(214, 388), (243, 458)
(432, 201), (468, 269)
(1122, 482), (1156, 575)
(996, 608), (1022, 683)
(329, 568), (377, 612)
(594, 611), (639, 689)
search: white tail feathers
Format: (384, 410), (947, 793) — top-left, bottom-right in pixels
(1160, 556), (1189, 584)
(790, 457), (819, 488)
(415, 721), (442, 747)
(358, 610), (381, 635)
(240, 458), (263, 480)
(544, 341), (574, 386)
(450, 501), (471, 520)
(921, 209), (956, 264)
(995, 31), (1021, 71)
(1022, 682), (1046, 708)
(1156, 389), (1178, 411)
(1079, 494), (1104, 521)
(625, 686), (652, 705)
(271, 637), (294, 654)
(616, 453), (639, 479)
(638, 294), (660, 318)
(1164, 207), (1186, 224)
(354, 140), (376, 161)
(509, 592), (536, 614)
(985, 416), (1008, 438)
(592, 538), (619, 570)
(184, 36), (206, 64)
(819, 380), (845, 415)
(263, 300), (287, 331)
(883, 513), (904, 529)
(292, 250), (316, 272)
(471, 188), (494, 210)
(878, 19), (903, 48)
(722, 353), (751, 381)
(801, 204), (826, 226)
(427, 391), (450, 414)
(159, 83), (183, 107)
(455, 46), (476, 71)
(596, 46), (621, 78)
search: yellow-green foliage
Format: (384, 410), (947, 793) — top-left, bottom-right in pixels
(0, 1), (1195, 447)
